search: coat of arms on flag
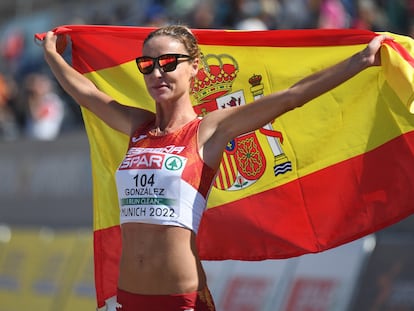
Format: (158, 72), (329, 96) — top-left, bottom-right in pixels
(191, 53), (292, 191)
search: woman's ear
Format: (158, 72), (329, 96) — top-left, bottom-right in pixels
(191, 57), (199, 77)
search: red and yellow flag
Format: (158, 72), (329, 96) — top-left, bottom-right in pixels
(37, 25), (414, 309)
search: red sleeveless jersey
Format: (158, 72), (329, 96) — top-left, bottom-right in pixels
(115, 118), (217, 233)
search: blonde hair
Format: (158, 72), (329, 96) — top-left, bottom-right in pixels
(143, 25), (201, 59)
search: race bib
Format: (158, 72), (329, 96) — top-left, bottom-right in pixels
(116, 151), (187, 221)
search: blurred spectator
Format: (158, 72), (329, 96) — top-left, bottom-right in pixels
(0, 73), (19, 141)
(0, 28), (25, 77)
(143, 3), (169, 27)
(352, 0), (388, 31)
(275, 0), (319, 29)
(384, 0), (410, 33)
(341, 0), (357, 19)
(234, 0), (269, 30)
(260, 0), (280, 29)
(166, 0), (199, 20)
(188, 2), (216, 29)
(21, 73), (65, 140)
(318, 0), (350, 29)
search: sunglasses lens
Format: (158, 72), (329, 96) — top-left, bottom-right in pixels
(137, 57), (155, 74)
(136, 54), (190, 74)
(158, 55), (178, 72)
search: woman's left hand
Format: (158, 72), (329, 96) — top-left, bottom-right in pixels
(361, 34), (393, 67)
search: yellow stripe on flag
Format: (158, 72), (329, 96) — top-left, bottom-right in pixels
(83, 41), (414, 210)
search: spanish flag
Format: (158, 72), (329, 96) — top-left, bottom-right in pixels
(36, 25), (414, 309)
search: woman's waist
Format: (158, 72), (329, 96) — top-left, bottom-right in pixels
(119, 223), (205, 294)
(118, 260), (205, 294)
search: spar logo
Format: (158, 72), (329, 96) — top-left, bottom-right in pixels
(119, 152), (165, 170)
(165, 156), (184, 171)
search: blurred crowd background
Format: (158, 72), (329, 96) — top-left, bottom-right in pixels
(0, 0), (413, 142)
(0, 1), (413, 310)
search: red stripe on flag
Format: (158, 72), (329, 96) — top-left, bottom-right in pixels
(36, 26), (414, 74)
(222, 153), (237, 187)
(194, 28), (377, 47)
(42, 26), (384, 74)
(197, 130), (414, 260)
(387, 39), (414, 66)
(93, 225), (121, 308)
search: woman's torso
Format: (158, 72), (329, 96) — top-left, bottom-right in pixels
(116, 118), (216, 294)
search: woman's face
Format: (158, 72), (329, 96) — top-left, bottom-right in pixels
(141, 35), (198, 104)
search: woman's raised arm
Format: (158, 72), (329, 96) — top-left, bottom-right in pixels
(42, 31), (153, 135)
(199, 34), (388, 169)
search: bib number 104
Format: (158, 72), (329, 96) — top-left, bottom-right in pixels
(133, 173), (155, 187)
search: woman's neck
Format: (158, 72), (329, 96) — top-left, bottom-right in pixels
(153, 101), (198, 135)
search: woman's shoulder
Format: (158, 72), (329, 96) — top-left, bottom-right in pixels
(130, 113), (156, 137)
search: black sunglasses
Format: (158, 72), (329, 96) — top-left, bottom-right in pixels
(135, 53), (192, 75)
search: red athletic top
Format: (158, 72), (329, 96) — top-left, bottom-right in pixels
(115, 118), (217, 233)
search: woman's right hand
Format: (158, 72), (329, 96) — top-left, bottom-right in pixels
(43, 31), (67, 55)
